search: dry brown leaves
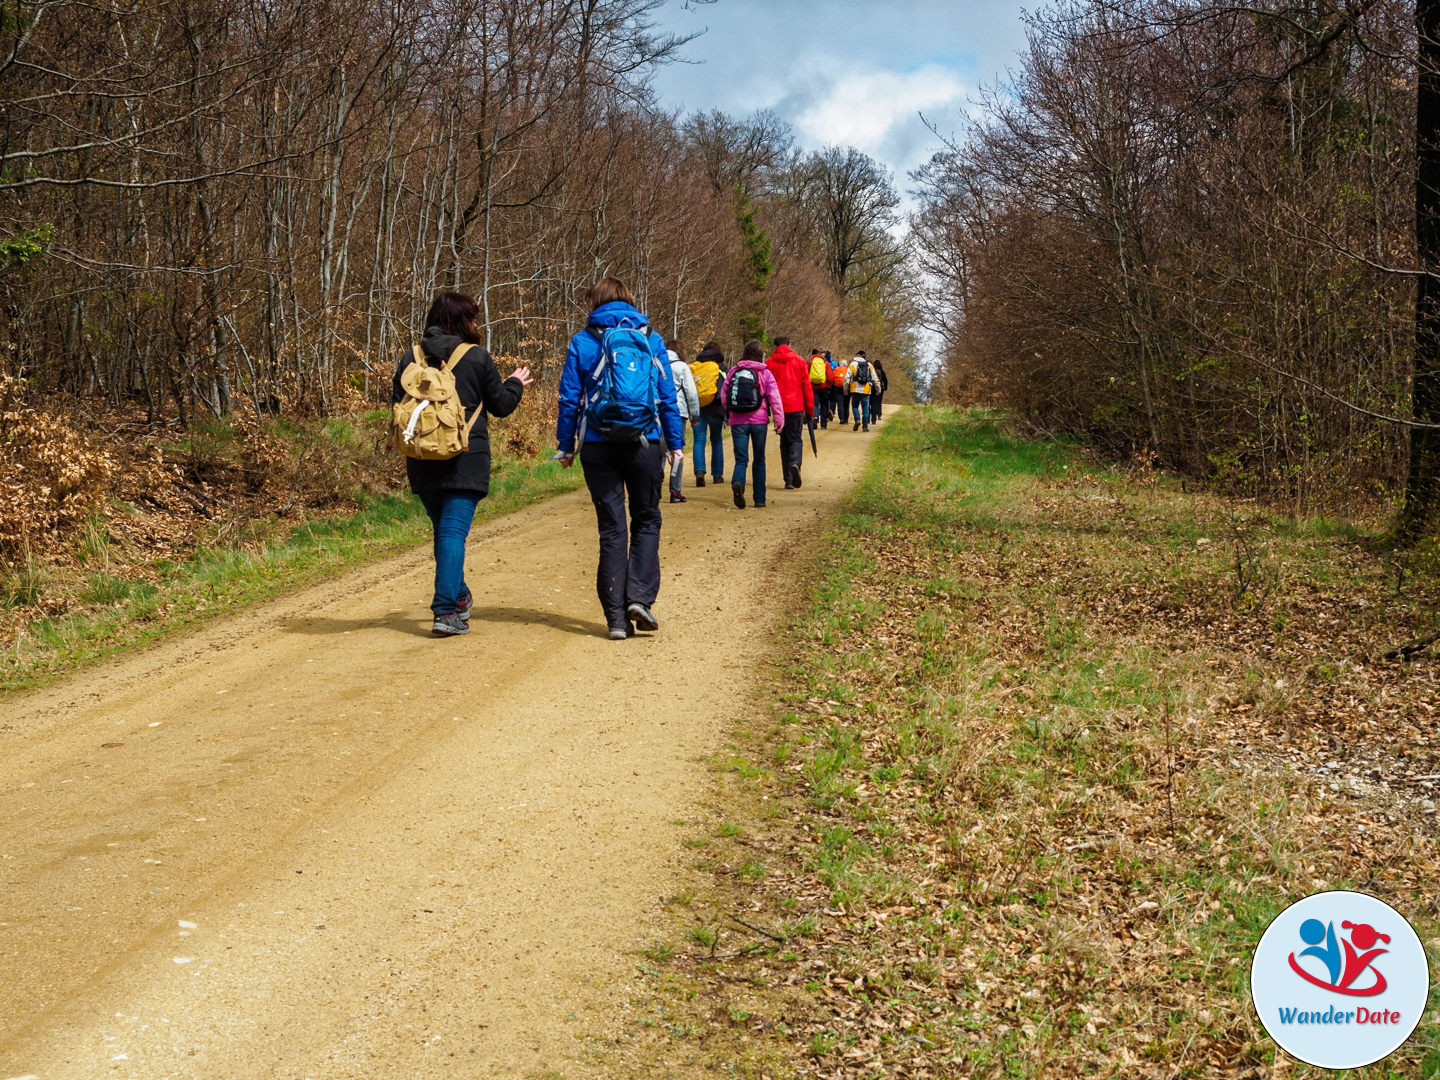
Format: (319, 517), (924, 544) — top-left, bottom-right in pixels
(611, 433), (1440, 1080)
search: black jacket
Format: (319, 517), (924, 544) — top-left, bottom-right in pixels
(872, 359), (889, 393)
(391, 326), (525, 494)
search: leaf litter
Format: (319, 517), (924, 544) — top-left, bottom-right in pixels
(592, 410), (1440, 1080)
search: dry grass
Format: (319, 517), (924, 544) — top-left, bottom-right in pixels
(593, 408), (1440, 1079)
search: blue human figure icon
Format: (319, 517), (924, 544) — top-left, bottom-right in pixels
(1299, 918), (1341, 985)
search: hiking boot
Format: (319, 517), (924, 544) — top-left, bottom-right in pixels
(732, 481), (746, 509)
(669, 491), (688, 503)
(853, 420), (860, 430)
(863, 424), (869, 432)
(694, 474), (706, 488)
(456, 591), (472, 624)
(792, 469), (802, 490)
(712, 475), (723, 485)
(608, 625), (630, 641)
(627, 602), (659, 632)
(431, 613), (469, 636)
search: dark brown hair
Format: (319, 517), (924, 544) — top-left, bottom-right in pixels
(669, 340), (687, 362)
(773, 335), (790, 347)
(425, 291), (482, 345)
(585, 276), (636, 311)
(741, 339), (765, 362)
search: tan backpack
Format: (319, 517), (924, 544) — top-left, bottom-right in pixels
(391, 343), (482, 460)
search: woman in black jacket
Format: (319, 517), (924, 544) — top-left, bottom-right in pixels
(392, 291), (532, 635)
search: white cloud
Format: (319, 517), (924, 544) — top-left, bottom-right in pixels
(793, 65), (968, 158)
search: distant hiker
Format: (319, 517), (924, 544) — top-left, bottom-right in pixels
(721, 339), (784, 509)
(690, 341), (727, 487)
(832, 351), (850, 428)
(391, 290), (533, 636)
(555, 276), (685, 640)
(667, 344), (700, 503)
(847, 350), (876, 432)
(825, 352), (842, 424)
(870, 356), (890, 421)
(765, 337), (815, 490)
(809, 348), (831, 429)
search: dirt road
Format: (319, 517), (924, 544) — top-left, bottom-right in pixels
(0, 416), (881, 1079)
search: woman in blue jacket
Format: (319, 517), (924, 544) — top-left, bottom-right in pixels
(556, 277), (685, 639)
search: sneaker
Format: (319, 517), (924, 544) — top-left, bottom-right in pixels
(456, 591), (472, 624)
(792, 470), (802, 490)
(754, 501), (767, 508)
(627, 602), (659, 632)
(669, 491), (688, 503)
(732, 481), (746, 509)
(608, 625), (630, 641)
(432, 613), (469, 636)
(695, 474), (706, 488)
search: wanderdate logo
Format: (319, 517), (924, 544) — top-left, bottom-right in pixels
(1251, 891), (1428, 1069)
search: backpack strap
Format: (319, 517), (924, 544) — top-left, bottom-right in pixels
(412, 344), (423, 368)
(442, 342), (473, 372)
(437, 342), (485, 434)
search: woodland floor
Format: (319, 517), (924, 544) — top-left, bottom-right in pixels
(602, 408), (1440, 1080)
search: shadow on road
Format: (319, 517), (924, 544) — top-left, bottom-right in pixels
(467, 606), (602, 637)
(281, 607), (602, 639)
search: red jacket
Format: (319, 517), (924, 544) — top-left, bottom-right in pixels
(765, 345), (816, 417)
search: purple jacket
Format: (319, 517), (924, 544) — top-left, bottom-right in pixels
(720, 360), (784, 430)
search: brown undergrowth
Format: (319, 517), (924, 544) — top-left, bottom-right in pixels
(597, 408), (1440, 1079)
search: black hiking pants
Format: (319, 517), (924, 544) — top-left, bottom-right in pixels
(580, 440), (664, 630)
(780, 411), (806, 482)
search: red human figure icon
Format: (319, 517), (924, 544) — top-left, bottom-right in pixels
(1339, 921), (1390, 990)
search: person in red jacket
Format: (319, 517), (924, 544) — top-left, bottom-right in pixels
(765, 337), (815, 490)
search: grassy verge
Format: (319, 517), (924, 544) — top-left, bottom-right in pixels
(1, 453), (582, 692)
(604, 408), (1440, 1079)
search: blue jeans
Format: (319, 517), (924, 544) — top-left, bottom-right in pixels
(731, 423), (769, 504)
(417, 491), (480, 615)
(693, 411), (725, 478)
(852, 393), (871, 426)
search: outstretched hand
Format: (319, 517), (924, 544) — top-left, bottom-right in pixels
(510, 366), (534, 387)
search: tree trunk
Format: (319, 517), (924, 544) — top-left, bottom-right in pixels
(1399, 0), (1440, 543)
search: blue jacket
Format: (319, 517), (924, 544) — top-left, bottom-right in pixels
(556, 301), (685, 453)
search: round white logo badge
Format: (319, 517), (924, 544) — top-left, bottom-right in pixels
(1251, 891), (1429, 1069)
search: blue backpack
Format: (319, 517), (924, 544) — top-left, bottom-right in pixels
(580, 323), (664, 443)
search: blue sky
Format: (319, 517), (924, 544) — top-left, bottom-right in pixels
(646, 0), (1032, 201)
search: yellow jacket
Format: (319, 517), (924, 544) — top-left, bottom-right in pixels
(846, 357), (875, 396)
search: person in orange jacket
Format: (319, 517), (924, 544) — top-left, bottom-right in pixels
(764, 336), (815, 490)
(809, 348), (831, 429)
(831, 351), (849, 428)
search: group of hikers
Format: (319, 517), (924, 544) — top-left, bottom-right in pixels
(663, 337), (887, 508)
(392, 280), (888, 640)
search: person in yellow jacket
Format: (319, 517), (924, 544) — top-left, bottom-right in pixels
(845, 350), (876, 431)
(689, 342), (727, 486)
